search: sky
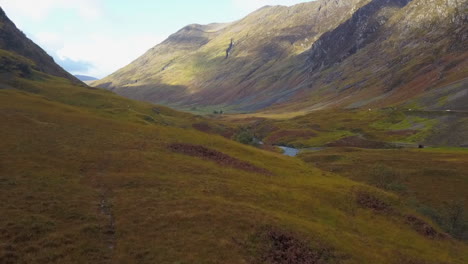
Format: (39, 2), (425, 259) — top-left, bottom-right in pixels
(0, 0), (310, 79)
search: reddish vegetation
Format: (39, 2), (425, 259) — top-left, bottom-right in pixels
(394, 254), (443, 264)
(256, 123), (279, 139)
(326, 136), (393, 149)
(356, 192), (390, 212)
(265, 130), (317, 144)
(192, 122), (213, 133)
(405, 215), (446, 239)
(192, 123), (234, 138)
(379, 53), (468, 107)
(259, 144), (283, 153)
(356, 193), (446, 239)
(261, 229), (336, 264)
(168, 143), (272, 175)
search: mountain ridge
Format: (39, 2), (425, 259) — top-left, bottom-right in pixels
(93, 0), (370, 110)
(94, 0), (467, 113)
(75, 75), (99, 81)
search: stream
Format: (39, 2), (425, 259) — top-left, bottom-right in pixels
(278, 146), (300, 157)
(278, 146), (325, 157)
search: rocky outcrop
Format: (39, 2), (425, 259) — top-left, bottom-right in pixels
(225, 39), (234, 59)
(306, 0), (412, 72)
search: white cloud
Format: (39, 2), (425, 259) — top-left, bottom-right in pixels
(55, 33), (166, 78)
(34, 32), (63, 51)
(1, 0), (164, 78)
(29, 31), (94, 75)
(0, 0), (103, 20)
(32, 31), (165, 78)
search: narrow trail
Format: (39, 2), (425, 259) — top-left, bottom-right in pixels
(99, 187), (116, 251)
(80, 159), (117, 261)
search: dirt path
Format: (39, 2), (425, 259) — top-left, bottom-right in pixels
(99, 188), (116, 251)
(80, 159), (116, 261)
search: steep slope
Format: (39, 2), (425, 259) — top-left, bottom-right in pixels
(94, 0), (372, 110)
(2, 8), (468, 264)
(95, 0), (467, 113)
(275, 0), (468, 112)
(0, 7), (82, 84)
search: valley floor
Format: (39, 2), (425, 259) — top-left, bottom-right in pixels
(1, 76), (468, 264)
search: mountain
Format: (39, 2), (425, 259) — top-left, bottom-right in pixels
(75, 74), (99, 86)
(75, 75), (99, 81)
(0, 8), (82, 85)
(1, 6), (468, 264)
(94, 0), (467, 113)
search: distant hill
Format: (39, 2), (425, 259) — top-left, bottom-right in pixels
(74, 75), (99, 81)
(95, 0), (467, 113)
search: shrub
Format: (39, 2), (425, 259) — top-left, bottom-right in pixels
(444, 200), (468, 240)
(233, 128), (257, 146)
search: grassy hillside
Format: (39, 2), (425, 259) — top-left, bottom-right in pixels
(225, 107), (468, 244)
(2, 67), (468, 264)
(299, 147), (468, 240)
(229, 108), (468, 149)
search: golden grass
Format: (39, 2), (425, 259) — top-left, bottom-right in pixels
(1, 77), (468, 263)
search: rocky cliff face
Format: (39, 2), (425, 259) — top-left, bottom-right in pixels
(282, 0), (468, 112)
(0, 7), (82, 84)
(306, 0), (412, 72)
(94, 0), (468, 113)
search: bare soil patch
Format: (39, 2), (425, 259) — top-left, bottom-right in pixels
(251, 228), (340, 264)
(169, 143), (272, 175)
(192, 122), (234, 138)
(265, 130), (317, 144)
(356, 191), (391, 212)
(405, 215), (446, 239)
